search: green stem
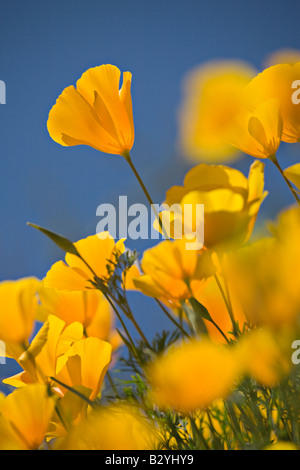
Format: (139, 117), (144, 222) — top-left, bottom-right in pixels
(50, 376), (95, 408)
(214, 274), (237, 336)
(270, 154), (300, 206)
(110, 289), (152, 349)
(123, 151), (169, 239)
(102, 292), (138, 357)
(210, 318), (231, 344)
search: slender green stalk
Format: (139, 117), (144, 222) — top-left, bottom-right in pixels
(214, 274), (237, 336)
(270, 154), (300, 206)
(110, 288), (152, 349)
(50, 376), (95, 408)
(123, 151), (169, 239)
(102, 292), (138, 356)
(209, 317), (231, 344)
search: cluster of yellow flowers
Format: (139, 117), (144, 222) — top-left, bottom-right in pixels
(1, 53), (300, 450)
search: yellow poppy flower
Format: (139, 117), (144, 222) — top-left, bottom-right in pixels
(228, 98), (283, 159)
(147, 339), (241, 412)
(44, 232), (125, 291)
(132, 237), (216, 306)
(0, 277), (39, 345)
(47, 64), (134, 156)
(178, 60), (256, 162)
(0, 384), (56, 450)
(4, 316), (111, 400)
(56, 404), (158, 450)
(37, 285), (122, 350)
(244, 62), (300, 143)
(162, 161), (267, 251)
(3, 315), (84, 390)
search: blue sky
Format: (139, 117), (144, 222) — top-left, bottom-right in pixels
(1, 0), (300, 391)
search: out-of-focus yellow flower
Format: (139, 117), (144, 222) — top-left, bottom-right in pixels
(283, 163), (300, 191)
(244, 62), (300, 143)
(37, 285), (122, 350)
(228, 99), (283, 159)
(47, 64), (134, 156)
(44, 232), (125, 291)
(56, 404), (158, 450)
(264, 48), (300, 67)
(239, 329), (291, 387)
(147, 339), (241, 412)
(227, 206), (300, 328)
(132, 238), (216, 306)
(193, 277), (246, 343)
(0, 384), (56, 450)
(178, 60), (256, 163)
(264, 441), (299, 450)
(163, 161), (267, 251)
(0, 277), (39, 345)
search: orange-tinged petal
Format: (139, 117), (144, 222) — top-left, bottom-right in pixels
(76, 64), (134, 152)
(44, 260), (91, 291)
(56, 337), (112, 400)
(229, 99), (282, 159)
(119, 71), (135, 144)
(65, 232), (121, 280)
(47, 85), (120, 154)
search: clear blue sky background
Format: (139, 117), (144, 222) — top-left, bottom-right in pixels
(0, 0), (300, 392)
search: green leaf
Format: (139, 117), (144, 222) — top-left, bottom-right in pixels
(27, 222), (80, 256)
(189, 297), (213, 322)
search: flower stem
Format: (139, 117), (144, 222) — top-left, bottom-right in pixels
(214, 274), (237, 336)
(50, 376), (95, 407)
(123, 151), (169, 239)
(102, 292), (138, 356)
(270, 154), (300, 206)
